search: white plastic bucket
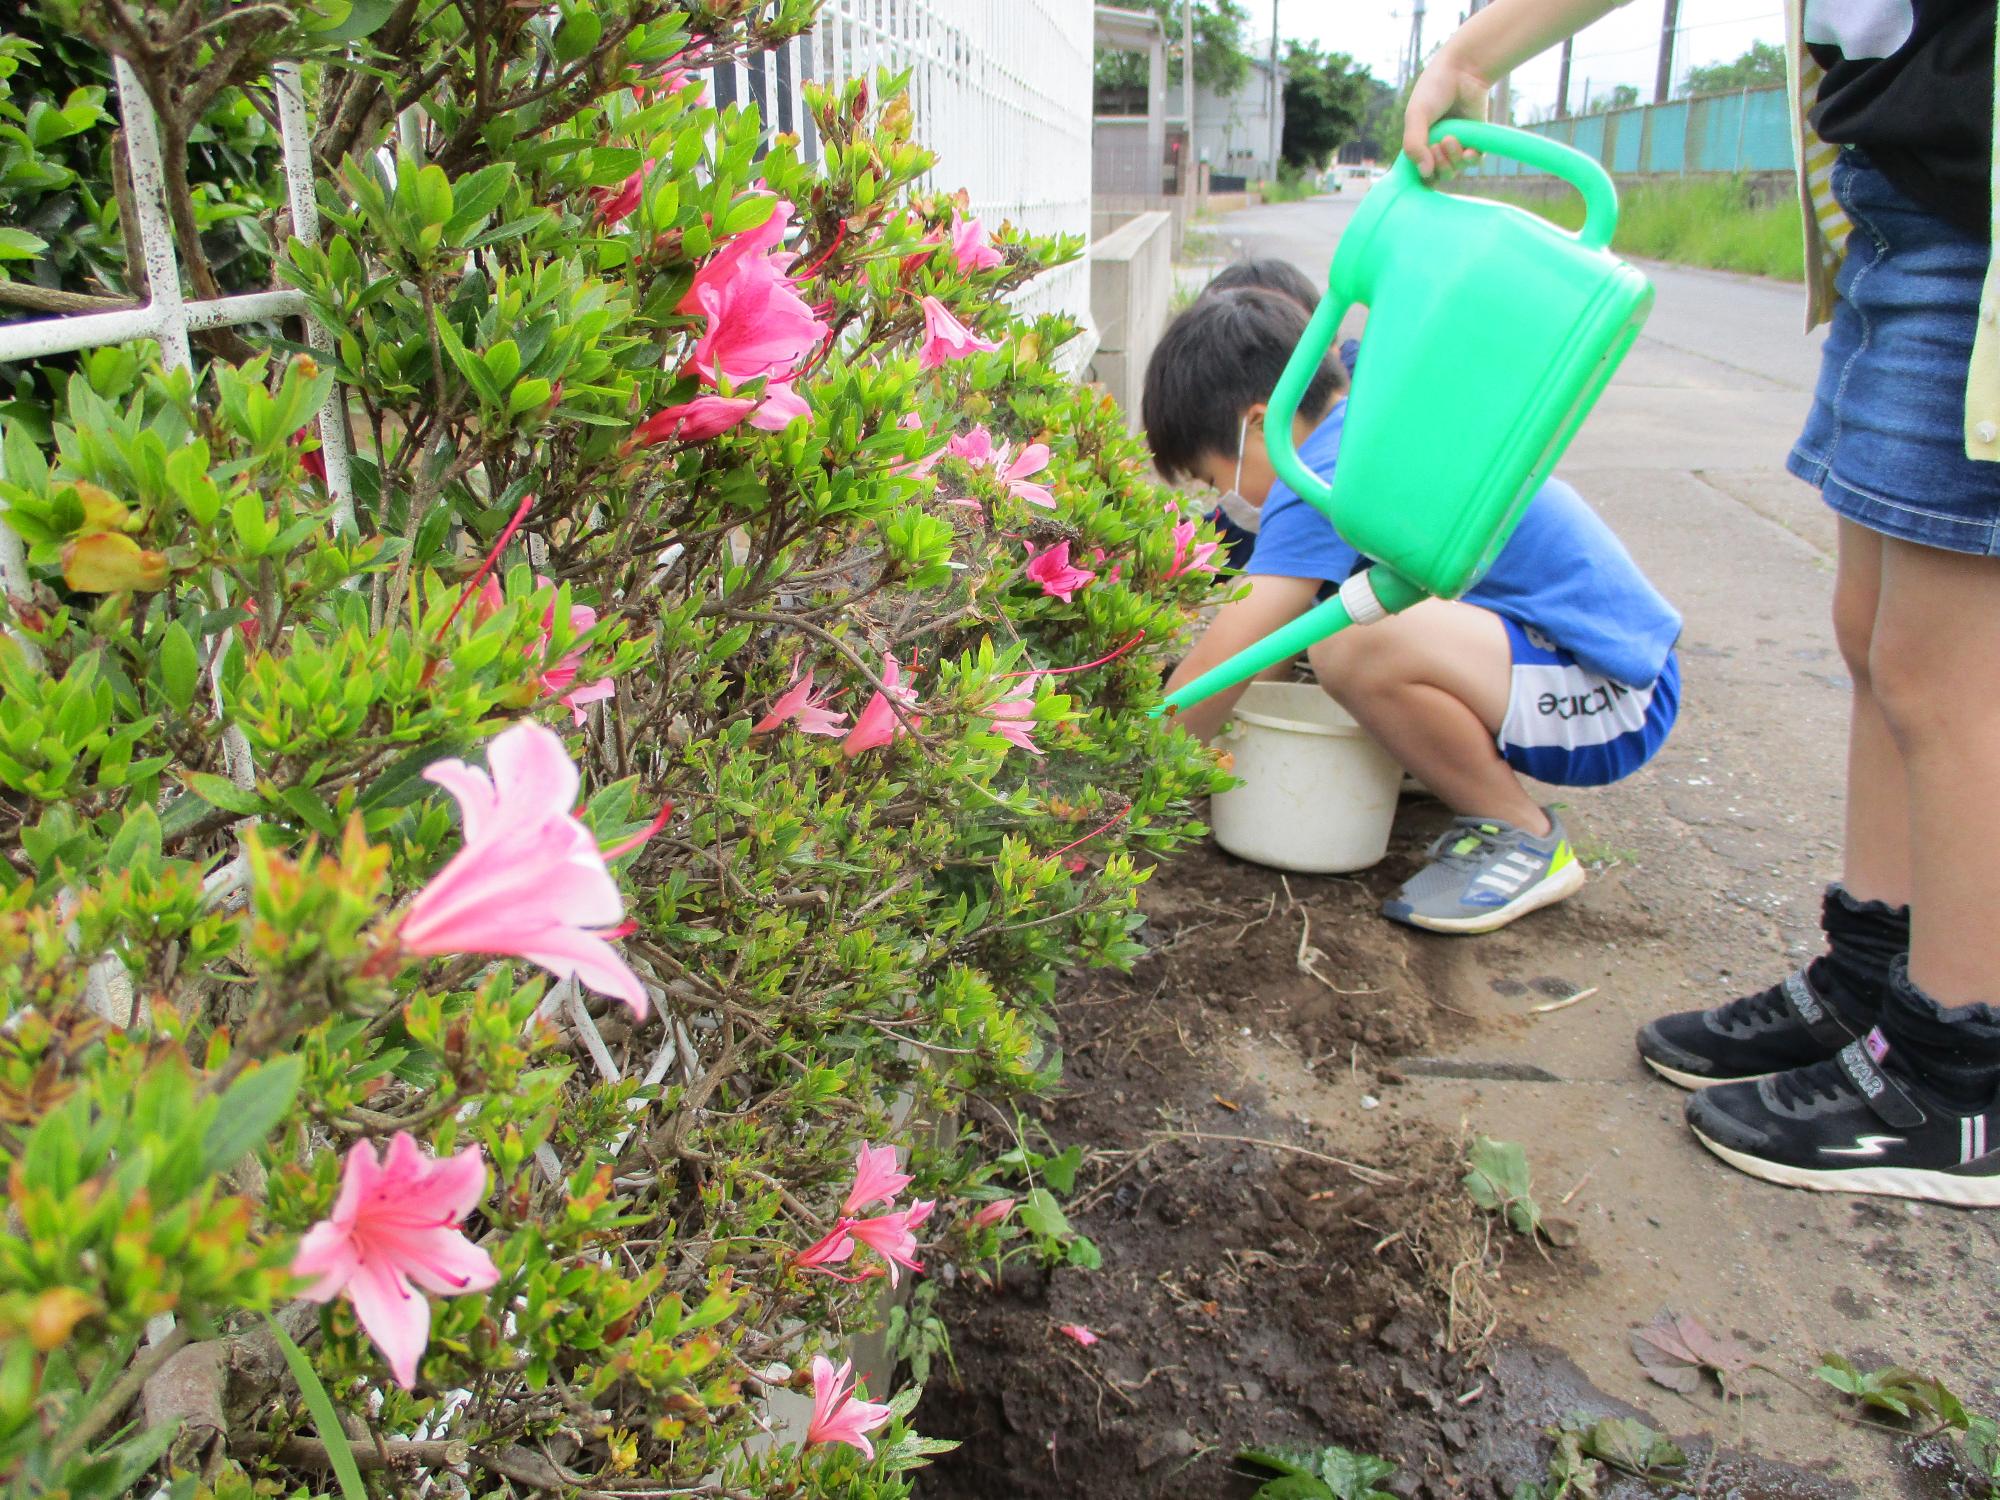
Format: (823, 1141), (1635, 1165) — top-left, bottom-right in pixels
(1210, 682), (1404, 873)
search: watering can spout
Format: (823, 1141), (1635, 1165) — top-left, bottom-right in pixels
(1154, 120), (1654, 723)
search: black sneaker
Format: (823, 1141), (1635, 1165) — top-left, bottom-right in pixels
(1636, 885), (1905, 1089)
(1638, 968), (1868, 1089)
(1685, 1029), (2000, 1206)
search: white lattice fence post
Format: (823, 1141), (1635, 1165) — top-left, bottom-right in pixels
(0, 49), (365, 983)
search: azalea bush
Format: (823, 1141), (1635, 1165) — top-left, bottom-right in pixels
(0, 1), (1230, 1496)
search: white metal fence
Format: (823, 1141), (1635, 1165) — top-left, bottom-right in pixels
(718, 0), (1096, 332)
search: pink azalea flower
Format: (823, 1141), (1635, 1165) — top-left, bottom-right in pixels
(677, 199), (797, 317)
(841, 652), (920, 757)
(753, 664), (848, 737)
(626, 393), (757, 450)
(987, 676), (1043, 757)
(893, 411), (947, 477)
(1089, 546), (1123, 586)
(291, 1132), (500, 1390)
(591, 159), (654, 228)
(1024, 543), (1096, 603)
(1057, 1323), (1099, 1347)
(793, 1223), (866, 1277)
(401, 722), (651, 1017)
(690, 270), (825, 387)
(972, 1197), (1017, 1228)
(748, 380), (810, 432)
(947, 425), (996, 464)
(950, 211), (1003, 273)
(844, 1200), (934, 1288)
(633, 52), (707, 105)
(806, 1356), (893, 1459)
(1164, 515), (1221, 580)
(471, 575), (614, 724)
(918, 295), (1000, 369)
(533, 581), (615, 726)
(843, 1142), (913, 1215)
(997, 440), (1056, 509)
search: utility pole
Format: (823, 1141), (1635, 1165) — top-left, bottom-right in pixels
(1182, 0), (1196, 203)
(1555, 35), (1574, 117)
(1404, 0), (1426, 91)
(1653, 0), (1680, 103)
(1267, 0), (1280, 182)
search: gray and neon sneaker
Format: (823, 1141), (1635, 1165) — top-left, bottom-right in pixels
(1381, 811), (1584, 934)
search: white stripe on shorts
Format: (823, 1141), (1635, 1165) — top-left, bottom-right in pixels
(1499, 661), (1656, 754)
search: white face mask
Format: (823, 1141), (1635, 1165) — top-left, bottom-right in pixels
(1216, 414), (1262, 534)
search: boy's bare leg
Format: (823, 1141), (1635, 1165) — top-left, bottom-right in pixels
(1306, 598), (1548, 834)
(1831, 519), (1912, 907)
(1868, 536), (2000, 1005)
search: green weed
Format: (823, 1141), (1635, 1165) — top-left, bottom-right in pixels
(1458, 176), (1804, 281)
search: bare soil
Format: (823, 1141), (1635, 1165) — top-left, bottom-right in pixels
(916, 823), (1881, 1499)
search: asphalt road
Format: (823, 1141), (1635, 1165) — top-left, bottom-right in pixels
(1207, 193), (2000, 1487)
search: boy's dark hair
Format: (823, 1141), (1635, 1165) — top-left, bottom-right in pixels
(1141, 287), (1346, 481)
(1202, 257), (1322, 313)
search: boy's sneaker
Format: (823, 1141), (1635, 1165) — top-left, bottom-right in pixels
(1636, 886), (1906, 1090)
(1685, 1029), (2000, 1206)
(1381, 811), (1583, 935)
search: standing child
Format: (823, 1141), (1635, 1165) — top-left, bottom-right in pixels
(1407, 0), (2000, 1202)
(1144, 287), (1683, 933)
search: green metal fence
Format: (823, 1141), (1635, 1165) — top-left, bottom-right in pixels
(1474, 83), (1793, 178)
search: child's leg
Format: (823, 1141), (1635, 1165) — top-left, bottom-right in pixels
(1306, 597), (1549, 835)
(1868, 536), (2000, 1007)
(1831, 519), (1912, 906)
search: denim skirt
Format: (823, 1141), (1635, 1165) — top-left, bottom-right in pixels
(1787, 150), (2000, 555)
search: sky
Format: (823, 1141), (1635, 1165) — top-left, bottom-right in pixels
(1259, 0), (1784, 120)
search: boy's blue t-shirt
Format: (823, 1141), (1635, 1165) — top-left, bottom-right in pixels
(1246, 403), (1682, 688)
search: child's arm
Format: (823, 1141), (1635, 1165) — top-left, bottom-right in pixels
(1162, 575), (1322, 743)
(1404, 0), (1631, 176)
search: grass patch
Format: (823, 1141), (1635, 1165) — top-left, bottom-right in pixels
(1259, 167), (1315, 204)
(1457, 175), (1803, 281)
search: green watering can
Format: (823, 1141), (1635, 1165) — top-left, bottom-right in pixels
(1158, 120), (1655, 717)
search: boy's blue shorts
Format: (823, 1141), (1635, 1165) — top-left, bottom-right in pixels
(1495, 619), (1679, 788)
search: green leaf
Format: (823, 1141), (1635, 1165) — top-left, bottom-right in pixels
(186, 771), (265, 816)
(266, 1315), (369, 1500)
(201, 1057), (303, 1174)
(104, 804), (162, 873)
(159, 621), (200, 713)
(0, 227), (48, 261)
(308, 0), (397, 40)
(1017, 1187), (1072, 1241)
(1463, 1135), (1542, 1235)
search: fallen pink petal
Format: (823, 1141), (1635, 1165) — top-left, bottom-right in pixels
(1057, 1323), (1099, 1347)
(806, 1355), (893, 1459)
(291, 1131), (500, 1389)
(400, 722), (651, 1016)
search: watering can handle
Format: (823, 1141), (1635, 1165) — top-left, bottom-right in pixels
(1263, 119), (1620, 513)
(1427, 119), (1619, 249)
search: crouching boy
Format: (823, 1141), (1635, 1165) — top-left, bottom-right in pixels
(1144, 287), (1683, 934)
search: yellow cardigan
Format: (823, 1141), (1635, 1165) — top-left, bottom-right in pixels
(1784, 0), (2000, 461)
